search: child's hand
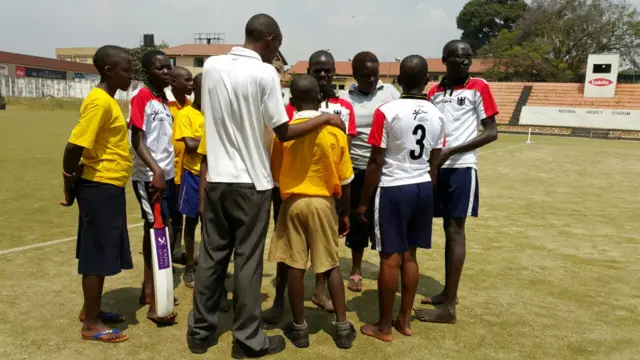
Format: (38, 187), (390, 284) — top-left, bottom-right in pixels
(356, 205), (368, 224)
(338, 215), (350, 237)
(325, 114), (346, 133)
(60, 186), (75, 207)
(149, 170), (166, 204)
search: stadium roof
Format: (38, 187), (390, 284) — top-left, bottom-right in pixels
(164, 44), (288, 65)
(288, 58), (490, 76)
(0, 51), (98, 74)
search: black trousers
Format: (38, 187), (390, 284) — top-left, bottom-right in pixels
(187, 183), (272, 352)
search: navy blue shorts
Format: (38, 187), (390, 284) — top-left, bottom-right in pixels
(434, 168), (479, 218)
(373, 182), (434, 254)
(132, 178), (176, 224)
(178, 170), (200, 219)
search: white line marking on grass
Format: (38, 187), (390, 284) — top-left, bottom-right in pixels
(0, 223), (144, 256)
(479, 143), (526, 156)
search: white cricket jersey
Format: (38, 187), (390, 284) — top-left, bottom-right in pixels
(285, 97), (356, 136)
(339, 81), (400, 170)
(128, 86), (175, 182)
(200, 47), (288, 191)
(428, 77), (499, 169)
(368, 94), (445, 187)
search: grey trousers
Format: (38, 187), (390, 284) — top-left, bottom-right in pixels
(187, 182), (272, 352)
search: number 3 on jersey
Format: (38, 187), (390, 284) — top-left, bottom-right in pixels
(410, 124), (426, 160)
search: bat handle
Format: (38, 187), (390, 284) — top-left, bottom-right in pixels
(153, 202), (164, 229)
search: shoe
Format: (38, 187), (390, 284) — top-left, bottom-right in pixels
(183, 265), (196, 288)
(187, 334), (217, 354)
(334, 322), (356, 349)
(172, 252), (187, 266)
(231, 335), (286, 359)
(284, 322), (310, 348)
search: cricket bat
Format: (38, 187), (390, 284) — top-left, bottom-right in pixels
(150, 202), (174, 318)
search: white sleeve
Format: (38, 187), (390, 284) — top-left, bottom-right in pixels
(260, 67), (289, 129)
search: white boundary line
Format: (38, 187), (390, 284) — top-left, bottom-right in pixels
(0, 223), (143, 256)
(0, 143), (527, 256)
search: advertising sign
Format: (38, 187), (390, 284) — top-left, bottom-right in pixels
(25, 67), (67, 80)
(15, 66), (26, 78)
(520, 106), (640, 131)
(583, 54), (619, 98)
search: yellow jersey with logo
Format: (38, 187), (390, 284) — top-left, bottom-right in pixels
(174, 105), (205, 175)
(271, 110), (354, 201)
(168, 96), (192, 184)
(68, 87), (132, 187)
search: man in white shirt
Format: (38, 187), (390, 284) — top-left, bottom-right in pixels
(415, 40), (499, 325)
(186, 14), (344, 358)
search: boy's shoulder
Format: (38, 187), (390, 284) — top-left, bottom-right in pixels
(82, 88), (113, 111)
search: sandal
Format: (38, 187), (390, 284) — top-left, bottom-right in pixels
(347, 275), (363, 293)
(82, 329), (129, 343)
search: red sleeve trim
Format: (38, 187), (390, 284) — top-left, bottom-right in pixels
(285, 102), (295, 123)
(367, 107), (386, 147)
(467, 78), (499, 119)
(427, 85), (442, 100)
(336, 99), (357, 137)
(129, 88), (153, 130)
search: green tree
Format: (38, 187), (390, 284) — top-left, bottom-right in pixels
(128, 42), (169, 81)
(479, 0), (640, 82)
(456, 0), (528, 52)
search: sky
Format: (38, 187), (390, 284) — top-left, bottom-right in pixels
(2, 0), (639, 66)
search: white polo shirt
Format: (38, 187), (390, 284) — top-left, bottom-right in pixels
(339, 81), (400, 170)
(368, 94), (445, 187)
(200, 47), (288, 191)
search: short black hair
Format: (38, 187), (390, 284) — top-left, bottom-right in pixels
(309, 50), (334, 65)
(171, 66), (191, 78)
(290, 74), (319, 104)
(352, 51), (379, 75)
(193, 72), (203, 83)
(245, 13), (281, 43)
(443, 40), (470, 57)
(141, 49), (167, 71)
(399, 55), (428, 90)
(93, 45), (129, 76)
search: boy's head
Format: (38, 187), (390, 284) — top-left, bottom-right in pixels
(142, 49), (171, 90)
(245, 14), (283, 63)
(398, 55), (429, 92)
(442, 40), (472, 79)
(192, 73), (203, 104)
(352, 51), (380, 94)
(93, 45), (132, 91)
(308, 50), (335, 93)
(290, 75), (320, 112)
(170, 67), (193, 96)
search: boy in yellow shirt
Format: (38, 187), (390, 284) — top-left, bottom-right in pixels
(60, 45), (133, 343)
(167, 67), (193, 264)
(174, 73), (203, 288)
(268, 75), (356, 349)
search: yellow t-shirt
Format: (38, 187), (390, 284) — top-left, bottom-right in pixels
(68, 87), (132, 187)
(174, 105), (204, 175)
(271, 111), (354, 201)
(168, 96), (192, 184)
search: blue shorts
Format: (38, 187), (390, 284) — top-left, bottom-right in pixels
(132, 178), (176, 224)
(178, 170), (200, 219)
(435, 168), (479, 218)
(373, 182), (434, 254)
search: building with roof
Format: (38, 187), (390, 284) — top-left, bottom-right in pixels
(287, 58), (490, 90)
(0, 51), (98, 80)
(164, 44), (288, 79)
(55, 47), (98, 65)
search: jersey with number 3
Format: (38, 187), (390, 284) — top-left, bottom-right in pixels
(368, 96), (445, 187)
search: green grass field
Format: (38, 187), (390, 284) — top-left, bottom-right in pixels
(0, 107), (639, 360)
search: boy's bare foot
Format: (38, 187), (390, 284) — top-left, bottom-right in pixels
(360, 323), (393, 342)
(421, 293), (458, 305)
(392, 319), (412, 336)
(311, 294), (335, 313)
(414, 306), (457, 324)
(81, 321), (128, 343)
(262, 304), (284, 325)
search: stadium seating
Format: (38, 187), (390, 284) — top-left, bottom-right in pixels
(527, 83), (640, 109)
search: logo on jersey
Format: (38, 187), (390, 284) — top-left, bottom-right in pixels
(151, 109), (164, 121)
(333, 110), (342, 115)
(457, 97), (466, 106)
(412, 109), (427, 120)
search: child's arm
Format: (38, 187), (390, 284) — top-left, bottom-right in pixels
(131, 128), (165, 203)
(337, 134), (354, 237)
(183, 137), (201, 153)
(358, 108), (387, 222)
(60, 143), (84, 206)
(199, 155), (207, 218)
(175, 112), (201, 153)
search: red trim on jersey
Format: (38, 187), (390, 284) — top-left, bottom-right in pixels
(329, 98), (357, 137)
(129, 87), (157, 130)
(368, 107), (386, 147)
(285, 102), (295, 122)
(466, 78), (499, 119)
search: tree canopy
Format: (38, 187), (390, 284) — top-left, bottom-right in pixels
(477, 0), (640, 82)
(456, 0), (528, 52)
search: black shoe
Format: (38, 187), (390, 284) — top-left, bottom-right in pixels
(284, 322), (310, 348)
(172, 252), (187, 265)
(231, 335), (286, 359)
(334, 322), (356, 349)
(187, 335), (217, 354)
(183, 265), (196, 288)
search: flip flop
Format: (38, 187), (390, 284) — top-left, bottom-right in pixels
(347, 275), (363, 293)
(82, 329), (129, 343)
